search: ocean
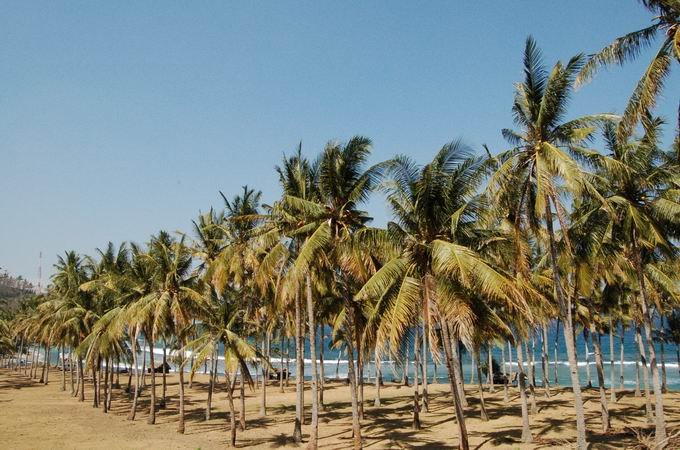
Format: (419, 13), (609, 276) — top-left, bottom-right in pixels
(39, 321), (679, 390)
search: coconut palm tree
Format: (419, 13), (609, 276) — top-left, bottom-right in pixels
(284, 136), (379, 450)
(357, 143), (526, 450)
(488, 37), (617, 450)
(145, 231), (204, 434)
(51, 251), (94, 402)
(577, 0), (680, 141)
(184, 285), (261, 447)
(593, 117), (680, 445)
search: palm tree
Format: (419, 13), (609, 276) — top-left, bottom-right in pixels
(270, 145), (319, 443)
(576, 0), (680, 141)
(146, 231), (204, 434)
(357, 143), (525, 450)
(284, 136), (379, 450)
(184, 285), (261, 447)
(593, 117), (680, 445)
(51, 251), (93, 402)
(488, 37), (617, 449)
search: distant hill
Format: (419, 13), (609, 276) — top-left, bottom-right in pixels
(0, 272), (35, 310)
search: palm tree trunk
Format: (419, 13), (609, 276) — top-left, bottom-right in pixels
(541, 325), (551, 398)
(177, 352), (186, 434)
(39, 343), (47, 383)
(115, 356), (120, 389)
(634, 243), (666, 445)
(93, 358), (99, 408)
(635, 329), (642, 397)
(584, 329), (592, 389)
(501, 343), (509, 402)
(554, 319), (560, 386)
(507, 340), (513, 392)
(161, 343), (167, 409)
(422, 286), (430, 413)
(619, 321), (625, 397)
(525, 340), (537, 414)
(223, 344), (238, 447)
(293, 288), (304, 444)
(103, 358), (109, 413)
(141, 335), (147, 389)
(60, 345), (66, 392)
(239, 367), (246, 431)
(660, 326), (667, 394)
(545, 199), (586, 449)
(128, 328), (140, 420)
(31, 342), (38, 379)
(488, 341), (495, 393)
(412, 323), (421, 430)
(469, 354), (475, 385)
(108, 357), (114, 411)
(24, 341), (31, 377)
(344, 304), (362, 450)
(78, 358), (85, 402)
(319, 325), (325, 408)
(260, 334), (267, 418)
(516, 340), (532, 443)
(279, 331), (285, 394)
(374, 348), (381, 407)
(402, 338), (409, 386)
(148, 332), (156, 425)
(16, 336), (24, 372)
(306, 271), (319, 449)
(636, 324), (654, 422)
(452, 335), (467, 407)
(590, 326), (610, 432)
(285, 337), (291, 388)
(609, 318), (616, 402)
(206, 351), (217, 420)
(441, 321), (469, 450)
(530, 334), (537, 387)
(475, 348), (489, 421)
(70, 351), (75, 395)
(356, 320), (364, 421)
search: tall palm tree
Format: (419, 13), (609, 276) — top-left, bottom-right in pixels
(270, 148), (319, 444)
(357, 143), (525, 450)
(576, 0), (680, 141)
(51, 251), (93, 402)
(488, 37), (616, 450)
(285, 136), (379, 450)
(593, 117), (680, 445)
(146, 231), (204, 434)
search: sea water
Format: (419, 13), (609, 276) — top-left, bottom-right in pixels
(41, 321), (680, 390)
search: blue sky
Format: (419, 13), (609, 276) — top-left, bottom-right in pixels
(1, 1), (678, 284)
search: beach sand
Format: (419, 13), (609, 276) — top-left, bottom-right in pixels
(1, 368), (679, 449)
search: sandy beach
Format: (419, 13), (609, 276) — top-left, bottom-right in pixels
(1, 368), (679, 449)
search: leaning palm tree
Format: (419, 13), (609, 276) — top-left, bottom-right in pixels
(576, 0), (680, 141)
(488, 37), (617, 450)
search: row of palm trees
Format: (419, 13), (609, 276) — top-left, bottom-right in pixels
(2, 3), (680, 449)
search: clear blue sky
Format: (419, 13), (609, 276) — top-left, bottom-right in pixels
(1, 1), (678, 284)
